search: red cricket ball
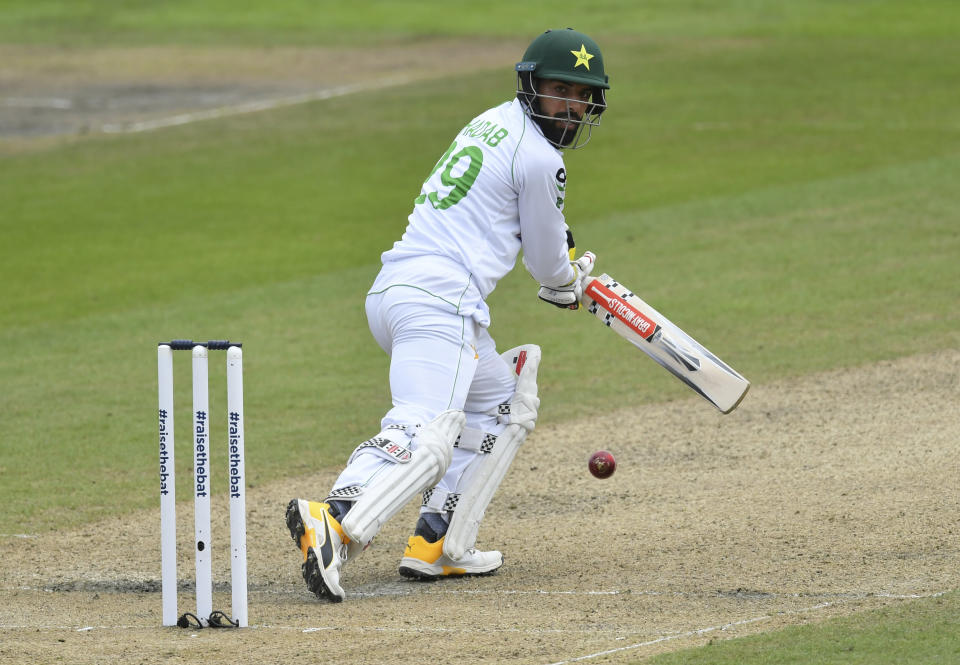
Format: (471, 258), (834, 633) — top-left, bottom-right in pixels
(588, 450), (616, 479)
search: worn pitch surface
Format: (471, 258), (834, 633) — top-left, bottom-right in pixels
(1, 350), (957, 664)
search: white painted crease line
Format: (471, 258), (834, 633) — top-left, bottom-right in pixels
(423, 589), (622, 596)
(362, 587), (951, 601)
(0, 585), (612, 596)
(545, 602), (839, 665)
(300, 626), (614, 635)
(545, 589), (950, 665)
(0, 590), (949, 634)
(0, 533), (39, 538)
(0, 583), (948, 602)
(0, 625), (142, 631)
(545, 592), (954, 665)
(99, 75), (418, 134)
(349, 588), (624, 599)
(0, 623), (644, 634)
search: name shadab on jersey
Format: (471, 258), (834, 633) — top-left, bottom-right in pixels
(376, 98), (572, 323)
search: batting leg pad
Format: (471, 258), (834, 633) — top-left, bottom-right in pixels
(442, 344), (541, 561)
(340, 409), (464, 547)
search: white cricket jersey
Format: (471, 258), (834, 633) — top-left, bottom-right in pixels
(370, 98), (575, 327)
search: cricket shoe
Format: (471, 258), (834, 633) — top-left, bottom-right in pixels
(398, 535), (503, 581)
(285, 499), (348, 602)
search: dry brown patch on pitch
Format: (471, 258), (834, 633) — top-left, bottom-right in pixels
(0, 38), (525, 145)
(0, 40), (525, 87)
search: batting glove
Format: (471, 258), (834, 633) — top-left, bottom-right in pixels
(537, 251), (596, 310)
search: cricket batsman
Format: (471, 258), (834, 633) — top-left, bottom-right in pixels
(287, 28), (610, 602)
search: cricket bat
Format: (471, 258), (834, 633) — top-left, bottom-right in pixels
(580, 273), (750, 413)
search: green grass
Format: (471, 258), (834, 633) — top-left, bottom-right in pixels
(0, 1), (958, 661)
(646, 592), (960, 664)
(2, 0), (958, 532)
(1, 0), (957, 46)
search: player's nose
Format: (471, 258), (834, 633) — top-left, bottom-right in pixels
(567, 99), (588, 116)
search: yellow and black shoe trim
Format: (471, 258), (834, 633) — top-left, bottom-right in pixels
(285, 499), (348, 602)
(398, 535), (504, 581)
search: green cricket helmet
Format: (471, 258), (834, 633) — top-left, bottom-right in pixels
(515, 28), (610, 149)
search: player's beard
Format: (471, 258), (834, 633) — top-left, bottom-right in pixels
(537, 111), (583, 148)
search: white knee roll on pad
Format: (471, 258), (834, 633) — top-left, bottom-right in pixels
(340, 409), (464, 547)
(443, 344), (541, 561)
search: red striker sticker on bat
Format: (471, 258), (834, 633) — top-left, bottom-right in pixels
(585, 281), (659, 340)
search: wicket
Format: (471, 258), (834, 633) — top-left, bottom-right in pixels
(157, 340), (248, 628)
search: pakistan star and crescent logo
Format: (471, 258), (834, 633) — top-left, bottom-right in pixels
(570, 44), (594, 70)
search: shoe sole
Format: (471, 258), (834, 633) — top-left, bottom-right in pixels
(398, 558), (503, 582)
(285, 499), (344, 603)
(284, 499), (303, 547)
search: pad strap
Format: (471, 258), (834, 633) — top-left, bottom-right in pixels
(490, 391), (539, 431)
(422, 488), (461, 512)
(422, 428), (496, 514)
(327, 485), (364, 500)
(454, 428), (497, 454)
(347, 425), (412, 465)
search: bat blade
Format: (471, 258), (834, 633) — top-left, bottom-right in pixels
(581, 274), (750, 413)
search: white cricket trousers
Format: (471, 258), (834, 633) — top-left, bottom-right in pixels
(330, 285), (517, 507)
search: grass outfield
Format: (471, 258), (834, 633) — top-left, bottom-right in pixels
(1, 0), (957, 45)
(646, 591), (960, 665)
(1, 1), (958, 662)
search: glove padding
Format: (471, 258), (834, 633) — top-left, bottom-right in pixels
(537, 251), (596, 310)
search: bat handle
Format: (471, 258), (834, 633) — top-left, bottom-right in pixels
(577, 274), (599, 307)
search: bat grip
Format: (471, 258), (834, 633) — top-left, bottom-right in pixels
(577, 275), (599, 308)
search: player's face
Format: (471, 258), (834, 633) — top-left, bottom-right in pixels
(536, 79), (594, 132)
